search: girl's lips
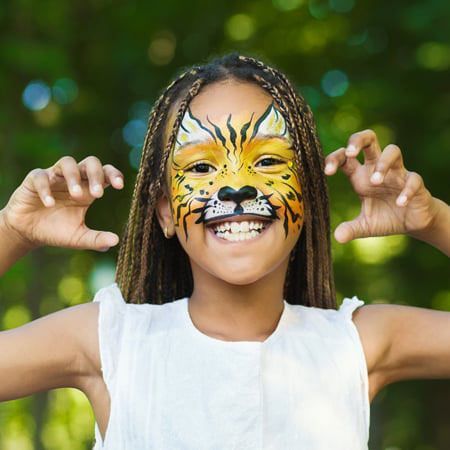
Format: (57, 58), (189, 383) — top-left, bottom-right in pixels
(206, 220), (273, 244)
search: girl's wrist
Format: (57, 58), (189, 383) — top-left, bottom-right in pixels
(407, 198), (450, 256)
(0, 209), (36, 254)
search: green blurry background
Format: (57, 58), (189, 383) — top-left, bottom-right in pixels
(0, 0), (449, 448)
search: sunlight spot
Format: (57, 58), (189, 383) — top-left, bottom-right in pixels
(352, 235), (407, 265)
(225, 14), (255, 41)
(58, 276), (86, 305)
(2, 305), (31, 329)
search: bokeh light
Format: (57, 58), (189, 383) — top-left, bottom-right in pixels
(351, 235), (408, 265)
(416, 42), (450, 71)
(57, 276), (86, 305)
(225, 14), (255, 41)
(148, 30), (176, 66)
(122, 119), (146, 147)
(2, 305), (31, 329)
(129, 100), (151, 121)
(88, 259), (116, 293)
(321, 69), (349, 97)
(33, 101), (61, 127)
(22, 80), (51, 111)
(332, 105), (362, 133)
(52, 78), (79, 105)
(308, 0), (330, 19)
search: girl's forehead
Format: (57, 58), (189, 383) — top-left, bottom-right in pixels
(163, 80), (275, 150)
(187, 80), (273, 123)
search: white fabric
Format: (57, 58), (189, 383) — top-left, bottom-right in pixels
(92, 283), (370, 450)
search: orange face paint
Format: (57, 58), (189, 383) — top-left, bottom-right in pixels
(169, 102), (303, 240)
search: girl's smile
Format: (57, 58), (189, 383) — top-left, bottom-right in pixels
(206, 216), (274, 244)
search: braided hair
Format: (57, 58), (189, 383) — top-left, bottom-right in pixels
(115, 53), (336, 309)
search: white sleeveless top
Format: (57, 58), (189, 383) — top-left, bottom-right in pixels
(91, 283), (370, 450)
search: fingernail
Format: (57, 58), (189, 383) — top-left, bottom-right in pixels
(44, 195), (54, 206)
(325, 163), (334, 174)
(397, 195), (407, 206)
(371, 172), (383, 183)
(346, 144), (357, 155)
(93, 184), (103, 194)
(115, 177), (123, 187)
(72, 184), (82, 194)
(98, 247), (110, 252)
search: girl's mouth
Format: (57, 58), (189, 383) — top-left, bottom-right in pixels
(206, 219), (273, 243)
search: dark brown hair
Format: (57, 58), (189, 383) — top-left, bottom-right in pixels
(115, 53), (336, 309)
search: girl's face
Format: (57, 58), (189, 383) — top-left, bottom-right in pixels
(157, 80), (304, 285)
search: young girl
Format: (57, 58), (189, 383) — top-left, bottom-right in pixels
(1, 54), (449, 449)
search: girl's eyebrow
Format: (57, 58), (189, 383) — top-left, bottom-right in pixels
(174, 138), (216, 155)
(253, 134), (291, 143)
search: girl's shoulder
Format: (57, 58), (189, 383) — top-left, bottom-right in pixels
(285, 296), (365, 336)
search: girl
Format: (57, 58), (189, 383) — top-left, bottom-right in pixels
(1, 54), (449, 449)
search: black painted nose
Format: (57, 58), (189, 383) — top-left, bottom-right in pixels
(217, 185), (257, 204)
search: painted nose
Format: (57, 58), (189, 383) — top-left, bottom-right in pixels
(217, 185), (257, 204)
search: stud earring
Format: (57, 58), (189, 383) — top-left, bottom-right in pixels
(163, 226), (174, 239)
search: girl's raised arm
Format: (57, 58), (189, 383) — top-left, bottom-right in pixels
(0, 155), (123, 400)
(325, 129), (450, 399)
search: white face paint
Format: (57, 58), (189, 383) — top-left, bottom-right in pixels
(173, 103), (291, 155)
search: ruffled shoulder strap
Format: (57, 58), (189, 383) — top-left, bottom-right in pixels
(338, 296), (365, 319)
(92, 283), (126, 390)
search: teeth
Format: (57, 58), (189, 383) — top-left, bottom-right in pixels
(210, 220), (270, 242)
(211, 220), (267, 233)
(216, 230), (260, 241)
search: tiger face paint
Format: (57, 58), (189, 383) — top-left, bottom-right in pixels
(168, 102), (304, 241)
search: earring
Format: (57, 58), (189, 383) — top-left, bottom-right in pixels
(163, 226), (174, 239)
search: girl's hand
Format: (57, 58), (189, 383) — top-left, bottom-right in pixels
(1, 156), (124, 252)
(324, 129), (440, 243)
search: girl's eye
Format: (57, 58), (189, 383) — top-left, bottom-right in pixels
(186, 163), (215, 174)
(255, 157), (285, 167)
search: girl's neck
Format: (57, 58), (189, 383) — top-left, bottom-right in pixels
(187, 257), (289, 342)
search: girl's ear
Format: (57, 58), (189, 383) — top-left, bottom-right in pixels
(156, 192), (175, 237)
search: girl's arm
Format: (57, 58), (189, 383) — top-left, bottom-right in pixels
(0, 211), (34, 275)
(325, 130), (450, 398)
(0, 156), (123, 400)
(0, 301), (101, 401)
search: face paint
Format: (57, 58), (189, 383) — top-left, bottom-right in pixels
(169, 102), (303, 240)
